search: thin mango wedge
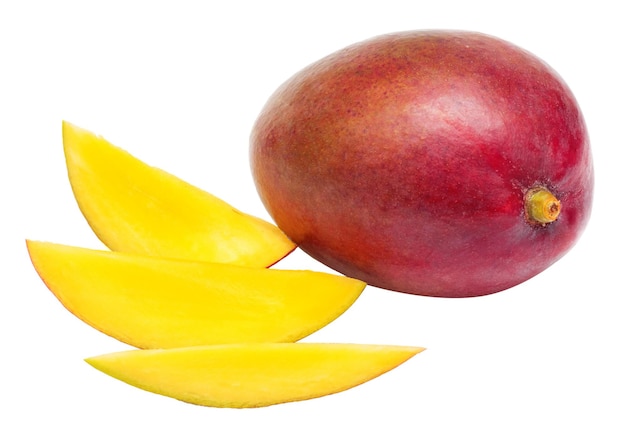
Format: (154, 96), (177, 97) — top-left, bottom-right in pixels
(26, 240), (365, 349)
(62, 121), (295, 267)
(86, 343), (424, 408)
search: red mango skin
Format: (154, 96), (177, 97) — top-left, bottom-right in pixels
(250, 31), (593, 297)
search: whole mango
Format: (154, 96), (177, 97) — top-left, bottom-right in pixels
(250, 30), (593, 297)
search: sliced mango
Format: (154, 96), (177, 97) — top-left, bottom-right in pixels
(86, 343), (424, 408)
(26, 240), (365, 349)
(62, 121), (295, 267)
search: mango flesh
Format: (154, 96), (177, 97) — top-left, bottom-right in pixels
(63, 121), (295, 267)
(250, 30), (594, 297)
(86, 343), (424, 408)
(27, 240), (365, 349)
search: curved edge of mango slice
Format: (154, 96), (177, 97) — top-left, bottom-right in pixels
(26, 239), (366, 349)
(85, 343), (425, 408)
(62, 121), (296, 267)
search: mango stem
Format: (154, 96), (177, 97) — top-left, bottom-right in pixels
(525, 187), (561, 225)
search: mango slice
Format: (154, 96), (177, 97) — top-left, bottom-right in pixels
(62, 121), (295, 267)
(26, 240), (365, 349)
(86, 343), (424, 408)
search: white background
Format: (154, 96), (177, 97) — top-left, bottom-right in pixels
(2, 1), (624, 443)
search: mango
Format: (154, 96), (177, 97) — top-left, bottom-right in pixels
(27, 240), (365, 349)
(63, 121), (295, 267)
(86, 343), (424, 408)
(250, 30), (593, 297)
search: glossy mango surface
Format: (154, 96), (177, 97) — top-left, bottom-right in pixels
(86, 343), (424, 408)
(63, 121), (295, 267)
(27, 240), (365, 349)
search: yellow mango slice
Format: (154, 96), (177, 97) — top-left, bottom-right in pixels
(26, 240), (365, 349)
(62, 121), (295, 267)
(86, 343), (424, 408)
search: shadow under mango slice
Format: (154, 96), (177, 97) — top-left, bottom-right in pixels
(27, 240), (365, 349)
(86, 343), (424, 408)
(62, 121), (295, 267)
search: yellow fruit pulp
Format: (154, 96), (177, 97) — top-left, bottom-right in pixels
(27, 240), (365, 349)
(86, 343), (424, 408)
(62, 121), (295, 267)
